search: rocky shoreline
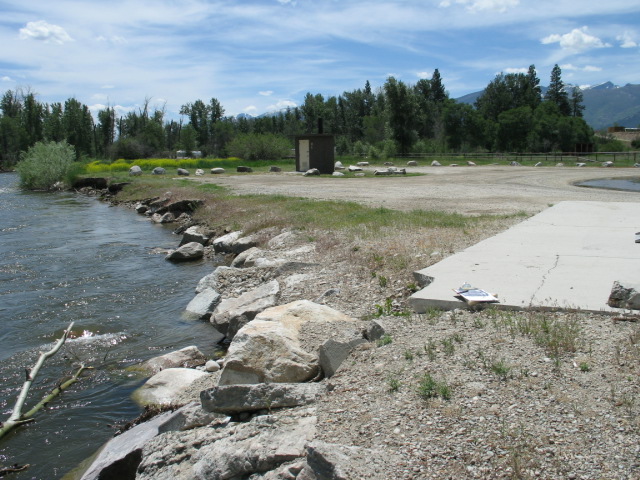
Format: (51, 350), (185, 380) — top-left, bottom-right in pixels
(72, 182), (639, 480)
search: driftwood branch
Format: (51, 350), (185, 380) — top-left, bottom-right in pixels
(0, 322), (89, 441)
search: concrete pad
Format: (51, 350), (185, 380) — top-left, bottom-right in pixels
(409, 201), (640, 313)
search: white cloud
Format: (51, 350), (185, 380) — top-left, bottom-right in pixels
(19, 20), (73, 44)
(439, 0), (519, 13)
(541, 26), (609, 52)
(96, 35), (127, 45)
(244, 105), (258, 113)
(2, 76), (12, 82)
(560, 63), (602, 72)
(277, 0), (297, 5)
(416, 71), (431, 79)
(259, 90), (274, 96)
(504, 67), (528, 74)
(617, 31), (638, 48)
(266, 100), (297, 111)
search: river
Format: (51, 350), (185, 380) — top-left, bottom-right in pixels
(0, 173), (222, 479)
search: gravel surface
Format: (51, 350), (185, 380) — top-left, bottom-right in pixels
(189, 164), (640, 215)
(144, 166), (640, 478)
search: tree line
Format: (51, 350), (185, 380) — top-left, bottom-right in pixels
(0, 64), (594, 168)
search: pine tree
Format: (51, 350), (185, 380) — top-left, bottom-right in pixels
(570, 87), (585, 118)
(545, 64), (571, 116)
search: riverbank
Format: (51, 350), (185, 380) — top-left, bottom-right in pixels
(81, 167), (639, 479)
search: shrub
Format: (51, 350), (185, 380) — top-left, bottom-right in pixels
(16, 141), (75, 190)
(227, 133), (291, 161)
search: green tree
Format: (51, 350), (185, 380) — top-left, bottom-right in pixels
(545, 64), (571, 116)
(384, 77), (416, 154)
(16, 141), (75, 190)
(496, 106), (533, 152)
(570, 87), (585, 118)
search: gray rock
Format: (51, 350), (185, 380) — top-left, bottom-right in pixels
(407, 160), (418, 166)
(304, 168), (321, 176)
(364, 319), (388, 341)
(210, 280), (280, 338)
(510, 161), (521, 166)
(135, 203), (148, 214)
(413, 270), (434, 288)
(576, 162), (586, 167)
(201, 383), (327, 414)
(134, 346), (207, 375)
(131, 368), (210, 406)
(534, 162), (543, 167)
(219, 300), (360, 385)
(319, 336), (366, 378)
(129, 165), (143, 176)
(431, 160), (442, 166)
(137, 412), (316, 480)
(356, 161), (369, 166)
(179, 225), (210, 247)
(165, 242), (204, 262)
(334, 161), (345, 170)
(230, 246), (264, 268)
(467, 161), (476, 166)
(185, 288), (221, 320)
(332, 171), (345, 177)
(151, 212), (175, 224)
(210, 167), (225, 174)
(298, 441), (402, 480)
(195, 266), (234, 293)
(79, 410), (179, 480)
(212, 231), (243, 253)
(608, 281), (640, 310)
(269, 166), (282, 172)
(152, 167), (166, 175)
(347, 165), (363, 172)
(602, 161), (614, 167)
(237, 166), (253, 173)
(177, 168), (190, 176)
(205, 360), (220, 372)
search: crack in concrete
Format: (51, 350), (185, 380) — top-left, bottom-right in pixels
(529, 254), (560, 307)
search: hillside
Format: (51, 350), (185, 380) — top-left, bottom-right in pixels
(456, 82), (640, 131)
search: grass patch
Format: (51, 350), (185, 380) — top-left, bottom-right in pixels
(376, 334), (393, 347)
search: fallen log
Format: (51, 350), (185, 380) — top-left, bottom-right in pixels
(0, 322), (91, 441)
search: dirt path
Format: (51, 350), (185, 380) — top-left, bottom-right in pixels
(188, 165), (640, 215)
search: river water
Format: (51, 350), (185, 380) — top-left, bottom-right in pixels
(0, 173), (222, 479)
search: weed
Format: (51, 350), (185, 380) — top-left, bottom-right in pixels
(404, 349), (414, 361)
(388, 376), (401, 392)
(491, 358), (512, 380)
(372, 298), (411, 318)
(417, 373), (451, 402)
(378, 275), (388, 288)
(424, 340), (437, 361)
(579, 361), (591, 372)
(452, 332), (464, 343)
(442, 337), (455, 356)
(377, 334), (393, 347)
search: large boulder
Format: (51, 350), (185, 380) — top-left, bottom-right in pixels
(177, 168), (190, 176)
(166, 242), (204, 262)
(131, 368), (210, 406)
(184, 288), (221, 320)
(218, 300), (363, 385)
(133, 346), (207, 375)
(210, 280), (280, 338)
(210, 167), (225, 174)
(152, 167), (166, 175)
(179, 225), (211, 247)
(129, 165), (143, 176)
(201, 383), (327, 414)
(137, 412), (316, 480)
(212, 231), (259, 254)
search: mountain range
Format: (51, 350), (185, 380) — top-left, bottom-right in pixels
(455, 82), (640, 131)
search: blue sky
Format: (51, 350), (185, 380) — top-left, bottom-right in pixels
(1, 0), (639, 120)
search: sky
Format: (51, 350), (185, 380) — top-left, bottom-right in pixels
(1, 0), (639, 120)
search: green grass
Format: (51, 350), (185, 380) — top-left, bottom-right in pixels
(83, 157), (293, 174)
(376, 334), (393, 347)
